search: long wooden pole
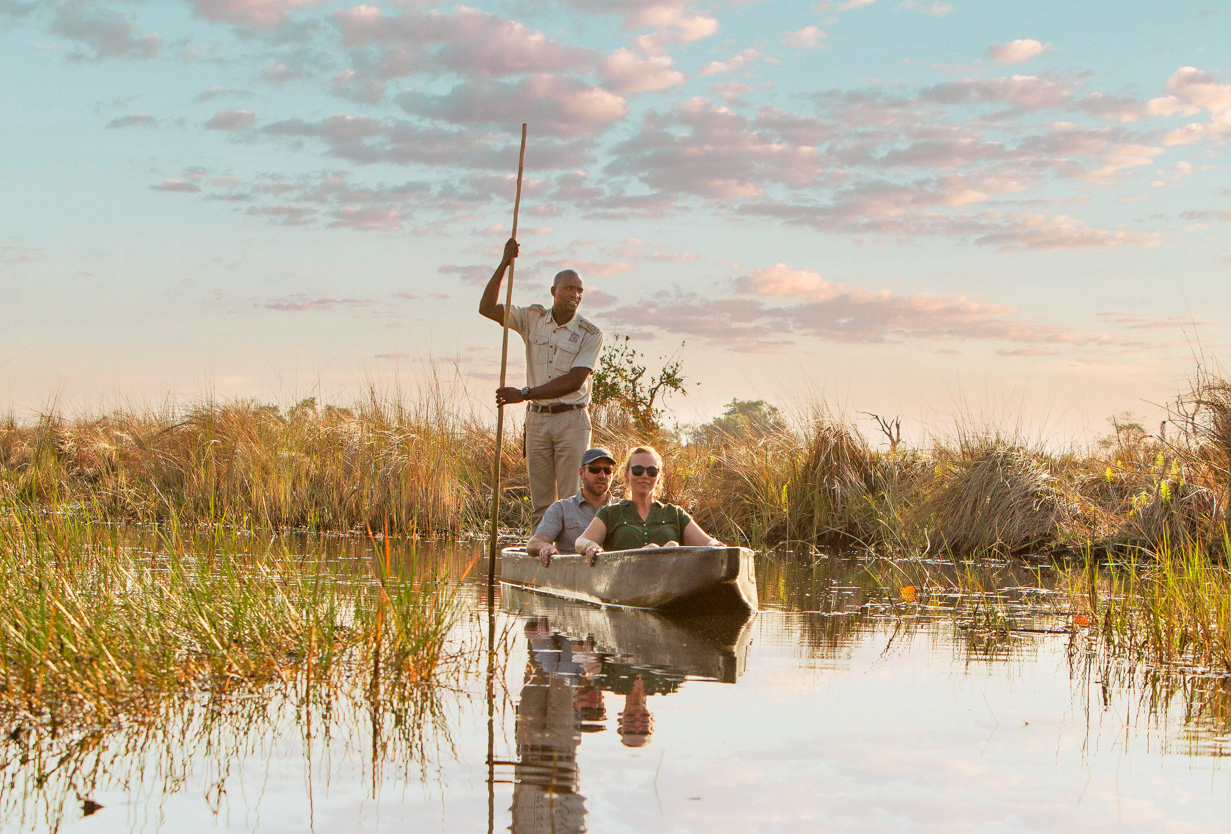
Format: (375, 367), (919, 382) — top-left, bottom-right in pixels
(488, 124), (527, 587)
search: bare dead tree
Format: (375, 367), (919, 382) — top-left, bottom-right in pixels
(861, 411), (901, 453)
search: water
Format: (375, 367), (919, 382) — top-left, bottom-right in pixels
(4, 540), (1229, 833)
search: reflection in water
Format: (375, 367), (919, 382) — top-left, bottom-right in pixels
(1, 657), (468, 833)
(500, 588), (757, 834)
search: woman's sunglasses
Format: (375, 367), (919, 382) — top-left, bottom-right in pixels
(586, 465), (613, 475)
(629, 465), (660, 477)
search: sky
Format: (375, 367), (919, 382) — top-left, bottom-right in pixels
(2, 0), (1229, 441)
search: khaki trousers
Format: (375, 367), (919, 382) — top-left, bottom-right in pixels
(525, 407), (591, 528)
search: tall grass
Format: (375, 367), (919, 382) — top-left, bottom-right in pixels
(1066, 538), (1231, 675)
(3, 370), (1230, 556)
(0, 500), (470, 728)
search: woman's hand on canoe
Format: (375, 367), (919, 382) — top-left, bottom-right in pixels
(583, 542), (602, 566)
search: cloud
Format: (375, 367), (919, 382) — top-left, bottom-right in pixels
(150, 179), (201, 193)
(184, 0), (329, 28)
(244, 204), (316, 225)
(262, 293), (374, 311)
(987, 39), (1050, 65)
(738, 264), (846, 302)
(106, 113), (155, 129)
(599, 49), (685, 94)
(919, 75), (1073, 111)
(611, 270), (1122, 351)
(1097, 312), (1220, 330)
(1154, 67), (1231, 146)
(328, 206), (407, 232)
(898, 0), (954, 16)
(206, 109), (256, 130)
(397, 75), (627, 139)
(970, 213), (1165, 252)
(331, 6), (596, 101)
(606, 97), (828, 198)
(51, 0), (160, 61)
(0, 1), (35, 18)
(701, 49), (760, 76)
(195, 87), (252, 102)
(784, 26), (825, 48)
(376, 353), (410, 360)
(1179, 209), (1231, 223)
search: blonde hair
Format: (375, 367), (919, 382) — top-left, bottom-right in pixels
(622, 446), (663, 497)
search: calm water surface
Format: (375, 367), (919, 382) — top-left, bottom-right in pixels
(5, 538), (1229, 833)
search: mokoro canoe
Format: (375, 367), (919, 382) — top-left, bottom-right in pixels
(501, 585), (757, 683)
(499, 545), (758, 612)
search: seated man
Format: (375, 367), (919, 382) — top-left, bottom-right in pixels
(526, 448), (618, 566)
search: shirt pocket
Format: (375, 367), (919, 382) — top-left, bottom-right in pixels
(551, 338), (582, 376)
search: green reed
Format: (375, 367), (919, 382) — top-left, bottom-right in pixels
(0, 502), (469, 728)
(1065, 537), (1231, 675)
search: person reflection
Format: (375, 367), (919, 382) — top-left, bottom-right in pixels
(511, 618), (604, 834)
(617, 676), (654, 748)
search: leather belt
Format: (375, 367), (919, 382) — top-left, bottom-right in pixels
(529, 403), (586, 414)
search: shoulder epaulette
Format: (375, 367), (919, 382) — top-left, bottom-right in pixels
(577, 315), (601, 335)
(527, 303), (548, 314)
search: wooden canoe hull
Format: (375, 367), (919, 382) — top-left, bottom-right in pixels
(499, 545), (758, 611)
(501, 585), (757, 683)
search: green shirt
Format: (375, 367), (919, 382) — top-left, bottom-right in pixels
(595, 500), (693, 551)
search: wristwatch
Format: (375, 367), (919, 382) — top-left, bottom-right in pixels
(520, 386), (531, 399)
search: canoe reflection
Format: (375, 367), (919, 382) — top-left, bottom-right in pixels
(503, 587), (756, 834)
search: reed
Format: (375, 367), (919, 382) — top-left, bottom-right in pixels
(1065, 537), (1231, 675)
(0, 500), (469, 729)
(3, 370), (1231, 558)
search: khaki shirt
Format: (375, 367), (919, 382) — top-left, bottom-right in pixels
(534, 491), (617, 554)
(508, 304), (602, 406)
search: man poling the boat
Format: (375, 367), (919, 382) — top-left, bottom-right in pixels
(479, 237), (604, 529)
(575, 446), (723, 566)
(526, 447), (619, 567)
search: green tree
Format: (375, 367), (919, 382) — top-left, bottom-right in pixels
(690, 399), (786, 445)
(591, 335), (692, 436)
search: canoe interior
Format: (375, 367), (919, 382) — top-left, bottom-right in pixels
(499, 545), (758, 612)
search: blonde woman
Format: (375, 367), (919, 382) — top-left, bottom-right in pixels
(574, 446), (722, 565)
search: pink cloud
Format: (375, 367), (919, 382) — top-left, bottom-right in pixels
(206, 109), (256, 130)
(107, 113), (155, 129)
(607, 97), (827, 198)
(150, 179), (201, 193)
(397, 75), (627, 138)
(263, 293), (375, 312)
(1097, 312), (1220, 330)
(184, 0), (328, 28)
(784, 26), (825, 48)
(52, 1), (160, 61)
(1154, 67), (1231, 146)
(986, 39), (1050, 66)
(328, 207), (407, 231)
(600, 48), (685, 94)
(971, 213), (1165, 252)
(701, 49), (760, 76)
(330, 6), (596, 101)
(738, 264), (846, 302)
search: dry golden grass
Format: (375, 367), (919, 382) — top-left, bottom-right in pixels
(3, 371), (1231, 557)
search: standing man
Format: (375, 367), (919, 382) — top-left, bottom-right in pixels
(480, 238), (603, 528)
(526, 448), (617, 566)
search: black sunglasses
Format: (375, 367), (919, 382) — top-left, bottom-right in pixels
(629, 465), (660, 477)
(586, 465), (612, 475)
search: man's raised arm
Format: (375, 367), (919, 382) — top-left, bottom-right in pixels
(478, 238), (520, 324)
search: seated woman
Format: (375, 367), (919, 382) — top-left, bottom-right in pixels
(574, 445), (722, 565)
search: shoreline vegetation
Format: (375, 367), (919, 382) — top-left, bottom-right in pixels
(2, 368), (1229, 723)
(3, 372), (1227, 557)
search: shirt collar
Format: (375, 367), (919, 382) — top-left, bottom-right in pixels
(574, 491), (614, 509)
